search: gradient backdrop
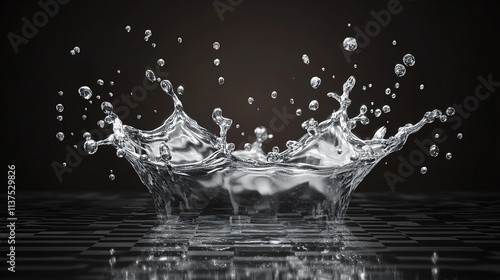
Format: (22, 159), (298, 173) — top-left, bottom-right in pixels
(2, 0), (499, 193)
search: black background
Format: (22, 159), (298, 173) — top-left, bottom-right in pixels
(2, 0), (499, 193)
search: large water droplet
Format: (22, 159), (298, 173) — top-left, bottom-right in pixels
(343, 37), (358, 51)
(446, 107), (455, 116)
(429, 144), (439, 157)
(56, 104), (64, 112)
(310, 76), (321, 89)
(218, 77), (225, 85)
(394, 64), (406, 77)
(56, 132), (65, 141)
(160, 80), (172, 93)
(382, 105), (391, 113)
(247, 97), (254, 105)
(402, 54), (415, 66)
(309, 100), (319, 111)
(145, 70), (156, 82)
(101, 101), (113, 115)
(84, 140), (98, 154)
(213, 41), (220, 50)
(302, 54), (310, 65)
(157, 59), (165, 67)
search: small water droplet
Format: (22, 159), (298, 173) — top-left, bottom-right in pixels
(354, 64), (358, 68)
(56, 132), (65, 141)
(321, 67), (325, 71)
(395, 83), (400, 89)
(391, 93), (396, 99)
(218, 77), (224, 85)
(97, 79), (104, 86)
(394, 64), (406, 77)
(446, 107), (455, 116)
(374, 109), (382, 117)
(343, 37), (358, 51)
(137, 115), (141, 119)
(101, 101), (113, 115)
(431, 252), (438, 264)
(368, 83), (372, 88)
(332, 75), (335, 79)
(296, 109), (302, 116)
(82, 114), (87, 120)
(213, 41), (220, 50)
(117, 70), (121, 74)
(429, 144), (439, 157)
(109, 174), (115, 180)
(272, 146), (279, 153)
(435, 133), (440, 139)
(74, 46), (80, 53)
(445, 152), (452, 160)
(289, 98), (294, 104)
(78, 86), (93, 100)
(214, 58), (220, 66)
(247, 97), (254, 105)
(420, 84), (425, 90)
(177, 37), (182, 43)
(157, 59), (165, 66)
(97, 120), (105, 128)
(302, 54), (310, 65)
(109, 81), (114, 86)
(309, 100), (319, 111)
(402, 54), (415, 66)
(144, 30), (152, 41)
(58, 90), (63, 96)
(240, 132), (245, 136)
(84, 140), (98, 154)
(56, 104), (64, 112)
(310, 76), (321, 89)
(382, 105), (391, 113)
(271, 91), (277, 99)
(109, 92), (113, 97)
(420, 166), (428, 174)
(62, 162), (67, 167)
(385, 88), (391, 95)
(151, 43), (156, 48)
(235, 124), (240, 129)
(347, 23), (351, 27)
(392, 40), (397, 45)
(56, 115), (63, 121)
(362, 86), (367, 91)
(70, 49), (75, 55)
(145, 70), (156, 83)
(457, 133), (463, 139)
(177, 85), (184, 95)
(125, 25), (131, 32)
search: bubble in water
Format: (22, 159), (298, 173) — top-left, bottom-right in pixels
(78, 86), (93, 100)
(343, 37), (358, 51)
(395, 83), (400, 89)
(302, 54), (310, 65)
(214, 58), (220, 66)
(97, 79), (104, 86)
(446, 107), (455, 116)
(109, 174), (115, 180)
(374, 109), (382, 117)
(247, 97), (254, 105)
(213, 41), (220, 50)
(177, 37), (182, 43)
(271, 91), (277, 99)
(457, 133), (463, 139)
(56, 115), (63, 121)
(309, 100), (319, 111)
(392, 40), (397, 45)
(58, 90), (63, 96)
(296, 109), (302, 116)
(84, 140), (98, 154)
(402, 54), (415, 66)
(420, 166), (428, 174)
(56, 132), (65, 141)
(56, 104), (64, 112)
(431, 252), (438, 264)
(420, 84), (425, 90)
(157, 59), (165, 67)
(145, 70), (156, 82)
(394, 64), (406, 77)
(101, 101), (113, 115)
(289, 98), (294, 104)
(125, 25), (131, 32)
(244, 143), (252, 151)
(445, 152), (452, 160)
(218, 77), (224, 85)
(177, 85), (184, 95)
(310, 76), (321, 89)
(385, 88), (391, 95)
(382, 105), (391, 113)
(429, 144), (439, 157)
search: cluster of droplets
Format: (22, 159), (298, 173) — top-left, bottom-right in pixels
(70, 46), (80, 56)
(394, 54), (415, 77)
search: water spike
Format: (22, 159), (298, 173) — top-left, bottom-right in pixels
(342, 76), (356, 97)
(160, 80), (183, 110)
(372, 126), (387, 139)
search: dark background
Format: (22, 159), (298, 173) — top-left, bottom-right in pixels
(2, 0), (499, 193)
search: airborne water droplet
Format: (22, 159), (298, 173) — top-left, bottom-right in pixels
(125, 25), (131, 32)
(308, 100), (319, 111)
(56, 132), (65, 141)
(109, 174), (115, 180)
(420, 84), (425, 90)
(101, 101), (113, 115)
(382, 105), (391, 113)
(97, 79), (104, 86)
(310, 77), (321, 89)
(58, 90), (63, 96)
(56, 115), (63, 121)
(302, 54), (310, 65)
(84, 140), (98, 154)
(271, 91), (277, 99)
(218, 77), (224, 85)
(296, 109), (302, 116)
(247, 97), (254, 105)
(343, 37), (358, 51)
(446, 152), (452, 160)
(429, 145), (439, 157)
(446, 107), (455, 116)
(392, 40), (397, 45)
(145, 70), (156, 82)
(56, 104), (64, 112)
(402, 54), (415, 66)
(420, 166), (428, 174)
(395, 83), (400, 89)
(213, 41), (220, 50)
(97, 120), (105, 128)
(157, 59), (165, 67)
(290, 98), (294, 104)
(177, 85), (184, 95)
(78, 86), (93, 100)
(394, 64), (406, 77)
(385, 88), (391, 95)
(177, 37), (182, 43)
(374, 109), (382, 117)
(431, 252), (438, 264)
(214, 58), (220, 66)
(457, 133), (463, 139)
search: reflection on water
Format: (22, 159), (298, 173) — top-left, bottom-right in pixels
(109, 215), (400, 279)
